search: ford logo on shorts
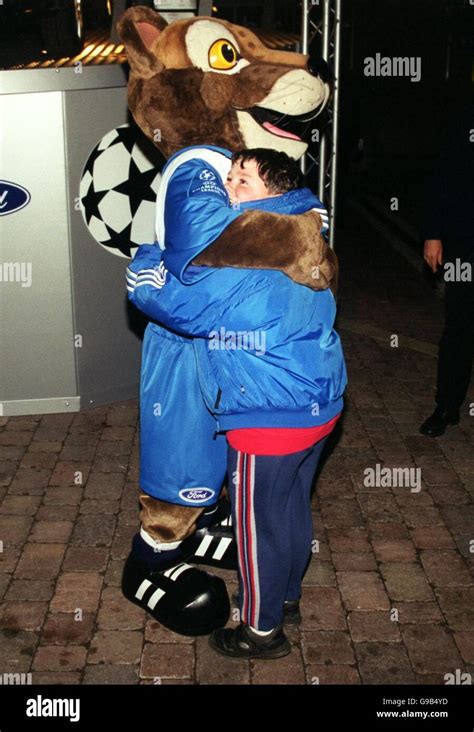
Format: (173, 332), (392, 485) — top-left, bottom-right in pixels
(0, 181), (31, 217)
(179, 487), (216, 503)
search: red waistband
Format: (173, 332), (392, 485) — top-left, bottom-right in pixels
(226, 413), (341, 455)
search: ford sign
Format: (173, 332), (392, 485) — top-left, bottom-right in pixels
(0, 180), (31, 216)
(179, 487), (216, 504)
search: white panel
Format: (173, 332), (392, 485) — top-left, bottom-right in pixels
(154, 0), (197, 10)
(161, 11), (196, 23)
(0, 91), (77, 404)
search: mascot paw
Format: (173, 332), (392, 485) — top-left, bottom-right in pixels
(122, 553), (230, 636)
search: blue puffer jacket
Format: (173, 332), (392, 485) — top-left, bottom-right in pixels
(127, 147), (347, 431)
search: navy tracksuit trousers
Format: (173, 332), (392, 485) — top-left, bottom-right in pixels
(227, 436), (329, 631)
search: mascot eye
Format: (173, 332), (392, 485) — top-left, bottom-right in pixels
(208, 39), (240, 70)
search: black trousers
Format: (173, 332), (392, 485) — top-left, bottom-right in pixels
(436, 236), (474, 412)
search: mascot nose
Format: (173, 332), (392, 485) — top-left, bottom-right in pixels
(307, 56), (332, 84)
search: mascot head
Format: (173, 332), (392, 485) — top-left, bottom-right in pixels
(118, 6), (330, 160)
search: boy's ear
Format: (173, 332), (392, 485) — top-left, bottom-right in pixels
(117, 6), (167, 79)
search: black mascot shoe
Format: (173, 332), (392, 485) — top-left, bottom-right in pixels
(182, 498), (237, 570)
(419, 406), (460, 437)
(209, 623), (291, 659)
(231, 590), (302, 625)
(121, 552), (230, 636)
(196, 497), (233, 536)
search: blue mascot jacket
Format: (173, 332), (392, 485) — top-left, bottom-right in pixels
(128, 146), (346, 506)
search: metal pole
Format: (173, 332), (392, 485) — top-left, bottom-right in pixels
(109, 0), (127, 43)
(301, 1), (309, 53)
(198, 0), (214, 16)
(328, 0), (341, 250)
(318, 0), (330, 206)
(300, 0), (341, 250)
(300, 0), (309, 175)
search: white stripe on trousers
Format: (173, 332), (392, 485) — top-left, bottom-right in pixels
(236, 452), (260, 628)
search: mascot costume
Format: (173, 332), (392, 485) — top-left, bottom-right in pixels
(117, 6), (336, 636)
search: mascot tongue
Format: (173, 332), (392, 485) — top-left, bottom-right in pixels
(262, 121), (301, 141)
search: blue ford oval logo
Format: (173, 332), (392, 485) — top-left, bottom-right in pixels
(179, 487), (216, 504)
(0, 180), (31, 216)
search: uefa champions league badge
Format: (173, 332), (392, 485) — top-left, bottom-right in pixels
(191, 168), (226, 198)
(199, 169), (216, 181)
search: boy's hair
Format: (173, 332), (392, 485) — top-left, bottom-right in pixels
(231, 148), (304, 194)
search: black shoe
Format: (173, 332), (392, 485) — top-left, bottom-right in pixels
(231, 590), (302, 626)
(209, 622), (290, 659)
(181, 500), (237, 570)
(121, 552), (230, 636)
(419, 406), (460, 437)
(280, 600), (302, 625)
(196, 498), (233, 535)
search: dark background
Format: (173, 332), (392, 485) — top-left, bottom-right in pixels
(1, 0), (472, 234)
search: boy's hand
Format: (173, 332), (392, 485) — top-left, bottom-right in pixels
(193, 209), (338, 293)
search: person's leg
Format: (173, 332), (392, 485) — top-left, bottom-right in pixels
(420, 236), (474, 436)
(139, 495), (202, 543)
(122, 324), (231, 635)
(209, 444), (329, 658)
(436, 276), (474, 412)
(436, 236), (474, 411)
(227, 446), (315, 631)
(286, 436), (329, 602)
(135, 324), (228, 556)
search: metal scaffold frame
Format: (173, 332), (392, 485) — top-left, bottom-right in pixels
(301, 0), (342, 249)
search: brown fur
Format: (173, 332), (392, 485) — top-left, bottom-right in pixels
(139, 494), (203, 542)
(194, 210), (339, 293)
(117, 5), (338, 295)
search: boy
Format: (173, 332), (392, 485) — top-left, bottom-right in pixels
(127, 148), (347, 658)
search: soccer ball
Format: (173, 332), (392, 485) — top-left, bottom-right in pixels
(79, 124), (165, 258)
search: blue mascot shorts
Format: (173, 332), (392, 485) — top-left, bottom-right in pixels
(139, 322), (227, 507)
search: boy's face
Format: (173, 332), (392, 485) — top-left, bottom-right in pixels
(225, 159), (278, 204)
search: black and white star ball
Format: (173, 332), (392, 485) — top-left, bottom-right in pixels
(79, 125), (165, 258)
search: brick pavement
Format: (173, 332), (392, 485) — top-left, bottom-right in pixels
(0, 215), (473, 685)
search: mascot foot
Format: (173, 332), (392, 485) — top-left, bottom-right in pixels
(182, 499), (237, 570)
(122, 552), (230, 636)
(196, 497), (233, 535)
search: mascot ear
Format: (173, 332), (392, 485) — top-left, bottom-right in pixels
(117, 6), (167, 79)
